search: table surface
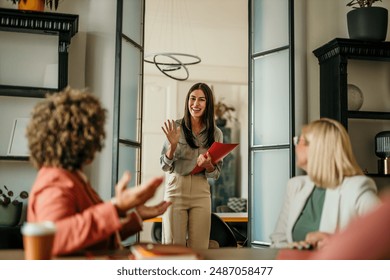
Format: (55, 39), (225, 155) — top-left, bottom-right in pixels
(0, 247), (278, 260)
(145, 212), (248, 223)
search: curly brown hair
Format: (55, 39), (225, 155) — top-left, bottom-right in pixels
(27, 87), (107, 171)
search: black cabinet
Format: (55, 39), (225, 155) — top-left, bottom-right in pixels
(0, 8), (78, 94)
(313, 38), (390, 128)
(313, 38), (390, 179)
(0, 8), (78, 161)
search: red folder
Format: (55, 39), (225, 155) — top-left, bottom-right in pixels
(191, 142), (239, 175)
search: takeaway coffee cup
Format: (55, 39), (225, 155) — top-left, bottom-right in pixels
(21, 221), (56, 260)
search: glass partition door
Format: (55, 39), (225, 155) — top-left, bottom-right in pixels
(248, 0), (295, 246)
(113, 0), (145, 245)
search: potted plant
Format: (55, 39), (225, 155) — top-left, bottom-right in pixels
(346, 0), (388, 41)
(0, 185), (29, 227)
(214, 99), (237, 127)
(8, 0), (60, 11)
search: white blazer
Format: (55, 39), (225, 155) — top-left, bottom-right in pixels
(270, 175), (380, 248)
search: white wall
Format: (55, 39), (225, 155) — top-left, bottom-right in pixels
(50, 0), (117, 200)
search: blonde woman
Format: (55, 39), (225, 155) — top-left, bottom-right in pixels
(270, 118), (380, 249)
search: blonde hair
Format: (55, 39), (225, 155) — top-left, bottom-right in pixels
(27, 87), (106, 171)
(303, 118), (363, 188)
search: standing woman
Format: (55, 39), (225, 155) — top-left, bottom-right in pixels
(160, 82), (223, 249)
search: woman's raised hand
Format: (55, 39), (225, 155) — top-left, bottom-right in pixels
(161, 119), (180, 148)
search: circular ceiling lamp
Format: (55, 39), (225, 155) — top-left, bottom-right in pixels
(144, 52), (201, 81)
(144, 0), (201, 81)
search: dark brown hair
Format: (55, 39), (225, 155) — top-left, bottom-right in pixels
(27, 87), (107, 171)
(182, 82), (216, 148)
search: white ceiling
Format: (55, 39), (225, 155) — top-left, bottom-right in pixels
(144, 0), (248, 70)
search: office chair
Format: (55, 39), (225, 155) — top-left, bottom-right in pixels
(151, 222), (162, 244)
(215, 205), (248, 246)
(209, 213), (238, 248)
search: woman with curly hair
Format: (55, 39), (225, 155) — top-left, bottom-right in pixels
(27, 87), (170, 256)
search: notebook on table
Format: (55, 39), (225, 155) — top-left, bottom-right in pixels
(130, 243), (200, 260)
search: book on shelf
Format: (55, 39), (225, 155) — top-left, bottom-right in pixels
(191, 142), (239, 175)
(130, 243), (199, 260)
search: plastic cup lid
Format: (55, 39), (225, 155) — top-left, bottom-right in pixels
(21, 221), (57, 236)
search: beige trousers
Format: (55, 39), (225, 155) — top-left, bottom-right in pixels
(162, 174), (211, 249)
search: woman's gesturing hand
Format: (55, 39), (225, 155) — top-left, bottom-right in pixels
(136, 201), (172, 220)
(113, 172), (164, 215)
(161, 119), (181, 148)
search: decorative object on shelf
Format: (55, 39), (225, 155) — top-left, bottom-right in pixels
(8, 0), (60, 11)
(144, 0), (201, 81)
(0, 203), (23, 226)
(0, 185), (29, 226)
(375, 131), (390, 174)
(214, 98), (237, 128)
(7, 118), (30, 156)
(0, 185), (29, 206)
(347, 84), (364, 110)
(313, 38), (390, 129)
(346, 0), (388, 41)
